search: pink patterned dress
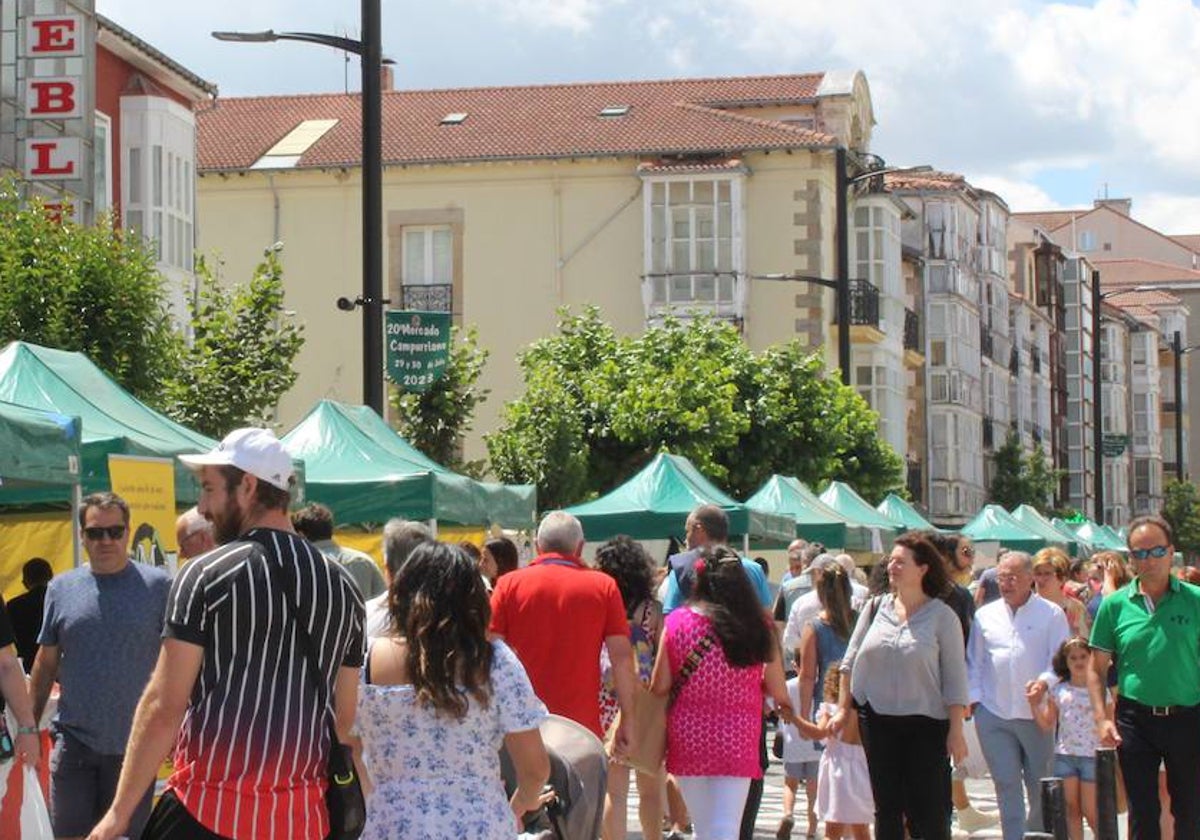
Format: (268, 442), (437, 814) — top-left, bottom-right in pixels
(665, 606), (766, 778)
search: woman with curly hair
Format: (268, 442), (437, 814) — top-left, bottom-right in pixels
(652, 544), (821, 840)
(356, 541), (550, 839)
(595, 535), (664, 840)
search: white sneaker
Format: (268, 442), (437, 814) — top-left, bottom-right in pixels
(956, 806), (1001, 833)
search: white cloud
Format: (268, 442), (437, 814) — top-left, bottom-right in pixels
(470, 0), (609, 33)
(967, 175), (1064, 213)
(1134, 193), (1200, 236)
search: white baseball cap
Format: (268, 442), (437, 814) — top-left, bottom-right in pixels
(179, 428), (294, 491)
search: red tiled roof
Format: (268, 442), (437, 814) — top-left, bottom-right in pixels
(881, 170), (969, 192)
(1102, 288), (1183, 307)
(198, 74), (837, 172)
(637, 157), (747, 174)
(1094, 258), (1200, 287)
(1172, 234), (1200, 253)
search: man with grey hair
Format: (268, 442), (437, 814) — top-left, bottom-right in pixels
(489, 511), (635, 749)
(364, 518), (434, 639)
(967, 550), (1069, 840)
(174, 507), (214, 562)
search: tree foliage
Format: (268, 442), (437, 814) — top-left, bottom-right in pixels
(0, 180), (178, 401)
(988, 431), (1064, 512)
(486, 307), (904, 509)
(1162, 478), (1200, 559)
(160, 248), (304, 437)
(389, 325), (490, 475)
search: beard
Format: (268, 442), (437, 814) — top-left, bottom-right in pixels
(211, 495), (247, 544)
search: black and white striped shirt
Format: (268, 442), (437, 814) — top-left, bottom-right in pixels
(163, 528), (365, 840)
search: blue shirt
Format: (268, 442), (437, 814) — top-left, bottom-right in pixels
(39, 560), (170, 754)
(661, 549), (772, 613)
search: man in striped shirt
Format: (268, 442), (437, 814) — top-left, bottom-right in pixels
(88, 428), (366, 840)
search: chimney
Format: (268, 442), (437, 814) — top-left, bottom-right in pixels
(1094, 197), (1132, 216)
(380, 65), (394, 92)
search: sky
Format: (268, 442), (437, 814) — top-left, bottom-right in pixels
(99, 0), (1200, 235)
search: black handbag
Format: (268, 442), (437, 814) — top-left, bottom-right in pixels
(271, 557), (367, 840)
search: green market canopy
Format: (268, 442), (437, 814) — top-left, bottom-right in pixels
(745, 475), (848, 548)
(961, 505), (1047, 552)
(817, 481), (902, 550)
(0, 342), (215, 504)
(876, 493), (939, 533)
(281, 400), (535, 528)
(1064, 520), (1128, 554)
(1010, 505), (1080, 555)
(0, 400), (81, 489)
(564, 453), (794, 543)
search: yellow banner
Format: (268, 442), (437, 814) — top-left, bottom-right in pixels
(0, 512), (73, 602)
(108, 455), (178, 564)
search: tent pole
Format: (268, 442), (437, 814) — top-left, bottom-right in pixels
(428, 519), (438, 539)
(742, 534), (749, 556)
(71, 482), (82, 568)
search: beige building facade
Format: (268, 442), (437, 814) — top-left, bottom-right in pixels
(196, 72), (927, 483)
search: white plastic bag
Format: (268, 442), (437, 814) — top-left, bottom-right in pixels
(20, 764), (52, 839)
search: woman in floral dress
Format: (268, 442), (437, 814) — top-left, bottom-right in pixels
(356, 541), (550, 839)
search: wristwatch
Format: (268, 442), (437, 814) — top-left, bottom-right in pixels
(15, 725), (38, 735)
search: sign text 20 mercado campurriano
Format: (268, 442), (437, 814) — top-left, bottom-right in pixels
(385, 310), (451, 393)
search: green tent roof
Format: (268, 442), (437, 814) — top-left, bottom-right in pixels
(745, 476), (848, 547)
(564, 453), (794, 542)
(876, 493), (939, 532)
(0, 342), (215, 504)
(281, 400), (535, 527)
(819, 482), (902, 531)
(961, 505), (1047, 552)
(1010, 505), (1080, 554)
(1065, 520), (1127, 553)
(0, 400), (81, 487)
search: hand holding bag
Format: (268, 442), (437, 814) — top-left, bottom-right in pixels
(607, 632), (715, 774)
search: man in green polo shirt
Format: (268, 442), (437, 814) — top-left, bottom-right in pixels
(1088, 513), (1200, 840)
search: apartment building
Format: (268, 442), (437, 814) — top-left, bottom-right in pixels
(195, 71), (926, 482)
(881, 172), (1009, 526)
(0, 7), (214, 316)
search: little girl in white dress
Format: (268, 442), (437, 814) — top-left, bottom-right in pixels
(816, 664), (873, 840)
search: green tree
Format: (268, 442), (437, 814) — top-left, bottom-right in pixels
(1163, 478), (1200, 558)
(161, 248), (304, 437)
(988, 431), (1063, 511)
(0, 180), (178, 401)
(486, 307), (904, 508)
(389, 325), (490, 475)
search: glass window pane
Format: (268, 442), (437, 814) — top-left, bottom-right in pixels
(669, 182), (689, 204)
(432, 228), (452, 283)
(718, 181), (731, 202)
(695, 274), (715, 301)
(696, 241), (714, 270)
(152, 146), (162, 207)
(652, 276), (666, 303)
(693, 181), (713, 204)
(672, 242), (690, 272)
(670, 275), (691, 301)
(696, 207), (714, 238)
(718, 275), (734, 301)
(129, 148), (141, 204)
(404, 230), (426, 284)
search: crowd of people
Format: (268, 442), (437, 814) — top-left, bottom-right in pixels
(0, 426), (1194, 840)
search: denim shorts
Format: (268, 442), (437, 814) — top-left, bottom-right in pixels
(1054, 753), (1096, 783)
(785, 759), (819, 781)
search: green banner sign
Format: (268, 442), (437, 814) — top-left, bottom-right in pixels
(1102, 433), (1131, 458)
(385, 310), (451, 392)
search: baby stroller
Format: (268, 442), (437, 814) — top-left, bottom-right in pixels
(502, 714), (608, 840)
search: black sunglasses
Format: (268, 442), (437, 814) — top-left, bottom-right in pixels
(83, 525), (126, 541)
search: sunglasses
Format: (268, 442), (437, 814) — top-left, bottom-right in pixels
(83, 525), (126, 541)
(1130, 545), (1170, 561)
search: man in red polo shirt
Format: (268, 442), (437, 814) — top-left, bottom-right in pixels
(490, 511), (636, 751)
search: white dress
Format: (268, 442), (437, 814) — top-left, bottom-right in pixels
(357, 639), (547, 840)
(815, 702), (874, 824)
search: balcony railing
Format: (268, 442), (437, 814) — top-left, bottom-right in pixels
(400, 283), (453, 312)
(848, 279), (881, 329)
(904, 308), (920, 352)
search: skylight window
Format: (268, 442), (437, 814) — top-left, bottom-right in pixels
(441, 113), (468, 125)
(250, 119), (339, 169)
(599, 105), (630, 117)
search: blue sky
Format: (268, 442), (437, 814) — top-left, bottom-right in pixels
(99, 0), (1200, 233)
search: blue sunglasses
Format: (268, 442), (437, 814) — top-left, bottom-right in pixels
(1130, 545), (1170, 560)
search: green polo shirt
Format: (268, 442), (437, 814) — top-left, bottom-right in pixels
(1090, 576), (1200, 707)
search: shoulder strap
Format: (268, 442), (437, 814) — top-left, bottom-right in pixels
(868, 594), (884, 624)
(669, 632), (716, 704)
(266, 553), (339, 742)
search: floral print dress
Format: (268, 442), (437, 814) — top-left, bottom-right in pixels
(357, 639), (547, 840)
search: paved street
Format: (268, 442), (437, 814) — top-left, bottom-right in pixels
(626, 753), (1129, 839)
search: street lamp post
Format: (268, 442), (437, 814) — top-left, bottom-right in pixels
(213, 0), (387, 415)
(1092, 272), (1104, 522)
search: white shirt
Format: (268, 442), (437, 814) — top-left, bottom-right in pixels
(782, 583), (869, 653)
(364, 593), (391, 641)
(967, 593), (1069, 720)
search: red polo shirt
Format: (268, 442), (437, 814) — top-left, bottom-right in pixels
(489, 553), (628, 735)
